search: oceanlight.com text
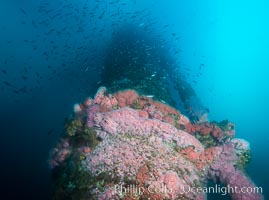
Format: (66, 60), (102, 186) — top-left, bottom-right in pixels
(114, 183), (263, 196)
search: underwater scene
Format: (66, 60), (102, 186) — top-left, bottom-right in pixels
(0, 0), (268, 199)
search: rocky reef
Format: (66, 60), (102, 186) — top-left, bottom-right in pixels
(50, 87), (262, 200)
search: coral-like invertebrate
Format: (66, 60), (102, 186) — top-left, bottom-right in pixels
(50, 88), (262, 200)
(208, 143), (262, 200)
(65, 119), (83, 136)
(114, 89), (138, 108)
(49, 139), (70, 169)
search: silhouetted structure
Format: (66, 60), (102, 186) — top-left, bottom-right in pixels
(101, 25), (208, 121)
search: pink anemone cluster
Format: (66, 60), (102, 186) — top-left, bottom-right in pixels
(51, 87), (262, 200)
(49, 139), (70, 169)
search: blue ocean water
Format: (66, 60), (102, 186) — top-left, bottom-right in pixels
(0, 0), (268, 199)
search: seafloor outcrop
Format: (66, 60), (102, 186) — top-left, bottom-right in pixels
(50, 87), (262, 200)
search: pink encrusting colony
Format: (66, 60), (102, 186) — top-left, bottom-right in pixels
(51, 87), (263, 200)
(92, 107), (204, 152)
(49, 138), (70, 169)
(208, 143), (262, 200)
